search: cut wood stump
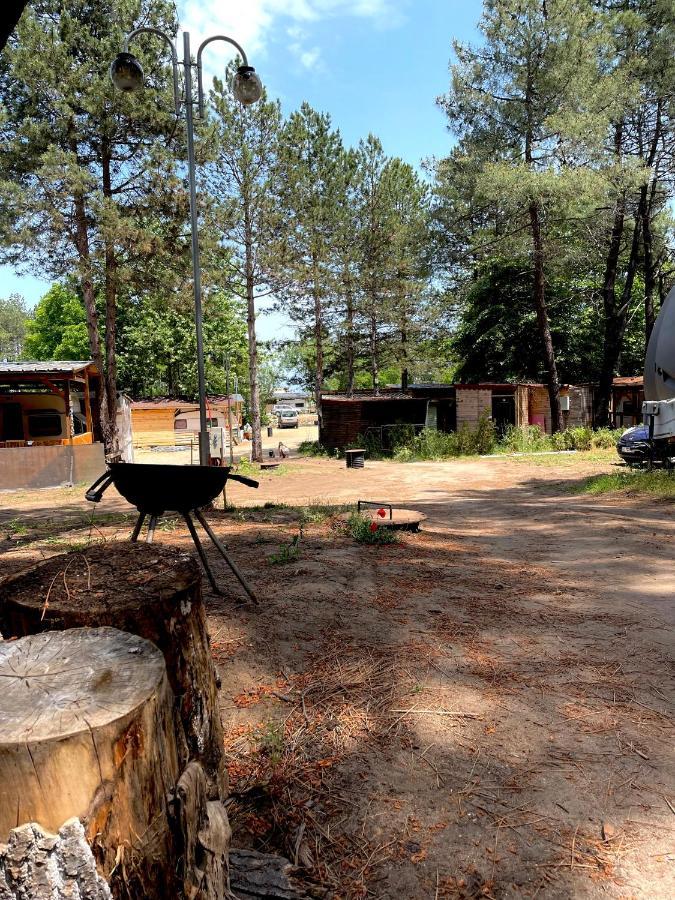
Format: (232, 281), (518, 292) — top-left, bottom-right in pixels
(0, 627), (185, 899)
(0, 543), (227, 799)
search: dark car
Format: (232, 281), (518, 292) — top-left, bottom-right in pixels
(616, 424), (651, 466)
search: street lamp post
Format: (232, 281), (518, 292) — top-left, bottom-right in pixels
(110, 28), (262, 466)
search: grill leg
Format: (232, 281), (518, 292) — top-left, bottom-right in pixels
(146, 514), (158, 544)
(130, 512), (146, 543)
(193, 508), (258, 604)
(182, 512), (223, 596)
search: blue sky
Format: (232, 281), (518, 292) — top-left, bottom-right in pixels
(1, 0), (483, 340)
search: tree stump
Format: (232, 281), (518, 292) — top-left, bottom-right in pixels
(0, 627), (185, 899)
(0, 544), (226, 799)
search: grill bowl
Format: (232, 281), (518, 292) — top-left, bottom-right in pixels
(109, 463), (234, 514)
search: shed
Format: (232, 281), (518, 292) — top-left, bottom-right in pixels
(130, 395), (244, 448)
(320, 385), (456, 450)
(455, 383), (593, 435)
(0, 361), (105, 490)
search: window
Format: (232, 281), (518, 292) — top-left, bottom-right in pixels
(28, 412), (62, 437)
(207, 418), (219, 427)
(174, 419), (187, 430)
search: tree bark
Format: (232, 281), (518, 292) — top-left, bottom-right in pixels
(244, 196), (263, 462)
(524, 67), (562, 432)
(0, 543), (227, 801)
(344, 274), (355, 397)
(369, 309), (379, 395)
(101, 147), (119, 455)
(312, 256), (324, 427)
(0, 818), (111, 899)
(529, 200), (563, 432)
(69, 124), (110, 449)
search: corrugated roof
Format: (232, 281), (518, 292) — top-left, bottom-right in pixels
(613, 376), (643, 387)
(131, 395), (243, 409)
(323, 392), (418, 402)
(0, 360), (94, 375)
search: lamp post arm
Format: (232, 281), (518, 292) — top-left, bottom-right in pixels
(123, 27), (180, 114)
(196, 35), (249, 117)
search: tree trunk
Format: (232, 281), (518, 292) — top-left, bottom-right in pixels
(0, 627), (186, 899)
(345, 276), (355, 397)
(68, 124), (111, 451)
(643, 197), (657, 346)
(370, 309), (379, 395)
(102, 149), (119, 455)
(0, 543), (227, 801)
(524, 68), (561, 432)
(312, 257), (324, 428)
(528, 200), (562, 432)
(244, 199), (263, 463)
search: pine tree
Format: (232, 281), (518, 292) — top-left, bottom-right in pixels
(273, 103), (347, 426)
(438, 0), (613, 431)
(204, 69), (282, 462)
(0, 0), (186, 449)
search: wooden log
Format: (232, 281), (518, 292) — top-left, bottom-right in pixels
(0, 627), (185, 899)
(229, 850), (323, 899)
(0, 543), (227, 800)
(0, 818), (111, 900)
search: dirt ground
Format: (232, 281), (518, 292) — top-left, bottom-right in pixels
(0, 451), (673, 898)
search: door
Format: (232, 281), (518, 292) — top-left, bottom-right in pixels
(491, 394), (515, 436)
(425, 401), (438, 430)
(1, 403), (24, 440)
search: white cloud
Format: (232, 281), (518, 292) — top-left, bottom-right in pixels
(179, 0), (403, 63)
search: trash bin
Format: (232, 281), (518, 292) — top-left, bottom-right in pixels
(267, 426), (273, 437)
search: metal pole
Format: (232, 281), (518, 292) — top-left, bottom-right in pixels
(183, 31), (209, 466)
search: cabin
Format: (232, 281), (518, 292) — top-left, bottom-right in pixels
(319, 382), (595, 450)
(0, 361), (105, 490)
(130, 395), (244, 449)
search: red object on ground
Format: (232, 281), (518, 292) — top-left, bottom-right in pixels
(377, 508), (386, 518)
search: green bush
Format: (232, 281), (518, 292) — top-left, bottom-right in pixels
(347, 513), (398, 544)
(590, 427), (623, 449)
(298, 440), (331, 457)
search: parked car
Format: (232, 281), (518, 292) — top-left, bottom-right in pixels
(277, 408), (299, 429)
(616, 424), (651, 466)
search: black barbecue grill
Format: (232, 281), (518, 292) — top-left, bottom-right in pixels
(85, 463), (259, 602)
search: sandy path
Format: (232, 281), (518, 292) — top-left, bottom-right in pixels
(0, 453), (673, 897)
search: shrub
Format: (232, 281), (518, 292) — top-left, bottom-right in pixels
(347, 513), (398, 544)
(590, 427), (623, 449)
(298, 440), (331, 457)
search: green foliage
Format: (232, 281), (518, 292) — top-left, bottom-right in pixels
(255, 721), (285, 765)
(298, 440), (331, 457)
(23, 284), (89, 360)
(0, 293), (28, 360)
(116, 291), (247, 398)
(268, 529), (302, 565)
(347, 513), (398, 545)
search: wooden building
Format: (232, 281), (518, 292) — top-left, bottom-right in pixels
(320, 381), (594, 449)
(0, 361), (105, 490)
(0, 361), (100, 446)
(611, 376), (644, 429)
(130, 395), (244, 448)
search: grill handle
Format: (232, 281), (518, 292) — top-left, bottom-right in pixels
(228, 473), (259, 489)
(85, 471), (115, 503)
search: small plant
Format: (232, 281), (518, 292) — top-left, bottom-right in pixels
(269, 526), (303, 564)
(4, 518), (29, 538)
(255, 721), (285, 766)
(347, 513), (397, 545)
